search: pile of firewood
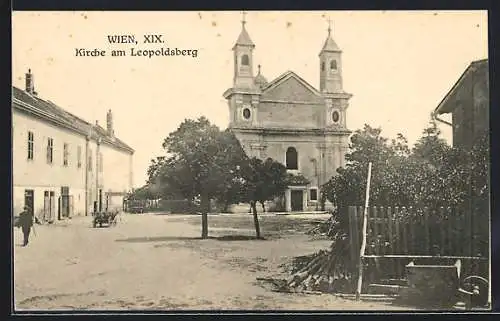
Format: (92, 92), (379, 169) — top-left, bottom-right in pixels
(285, 232), (354, 293)
(260, 216), (355, 294)
(305, 214), (338, 239)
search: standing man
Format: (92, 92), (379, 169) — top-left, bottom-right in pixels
(19, 206), (34, 246)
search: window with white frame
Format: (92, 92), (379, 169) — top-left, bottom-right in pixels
(77, 146), (82, 168)
(63, 143), (69, 166)
(46, 138), (53, 164)
(27, 131), (34, 160)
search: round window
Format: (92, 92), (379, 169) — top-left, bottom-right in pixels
(332, 111), (340, 123)
(243, 108), (251, 119)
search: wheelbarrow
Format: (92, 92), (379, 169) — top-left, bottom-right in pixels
(402, 259), (489, 309)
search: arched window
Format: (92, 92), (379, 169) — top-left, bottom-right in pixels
(330, 60), (337, 70)
(321, 62), (325, 71)
(241, 54), (250, 66)
(286, 147), (298, 170)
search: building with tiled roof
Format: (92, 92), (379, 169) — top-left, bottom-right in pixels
(433, 59), (489, 151)
(12, 69), (134, 221)
(223, 17), (351, 212)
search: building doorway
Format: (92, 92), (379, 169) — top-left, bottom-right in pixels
(43, 191), (56, 222)
(24, 189), (34, 216)
(60, 186), (70, 218)
(290, 190), (304, 211)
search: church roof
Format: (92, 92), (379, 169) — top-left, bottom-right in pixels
(320, 35), (341, 53)
(233, 25), (255, 48)
(261, 70), (321, 97)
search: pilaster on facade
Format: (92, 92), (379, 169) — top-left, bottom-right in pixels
(249, 143), (267, 158)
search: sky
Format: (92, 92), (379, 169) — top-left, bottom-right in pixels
(12, 11), (488, 188)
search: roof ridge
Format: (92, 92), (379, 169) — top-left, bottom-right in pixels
(12, 86), (134, 153)
(261, 70), (321, 96)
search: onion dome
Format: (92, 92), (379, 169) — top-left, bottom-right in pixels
(254, 65), (268, 88)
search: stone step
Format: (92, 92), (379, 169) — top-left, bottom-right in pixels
(378, 278), (408, 286)
(368, 283), (409, 295)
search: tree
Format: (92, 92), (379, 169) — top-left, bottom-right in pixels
(239, 157), (288, 238)
(322, 124), (408, 212)
(412, 119), (451, 168)
(156, 117), (247, 239)
(284, 120), (490, 294)
(128, 184), (159, 200)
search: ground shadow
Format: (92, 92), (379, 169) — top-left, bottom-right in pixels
(216, 235), (267, 241)
(152, 213), (198, 216)
(152, 212), (223, 216)
(115, 235), (268, 243)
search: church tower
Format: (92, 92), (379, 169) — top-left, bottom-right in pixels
(319, 20), (343, 93)
(233, 13), (256, 89)
(318, 20), (351, 130)
(223, 12), (262, 136)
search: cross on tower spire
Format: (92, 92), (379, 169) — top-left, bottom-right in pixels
(327, 17), (332, 36)
(241, 11), (247, 27)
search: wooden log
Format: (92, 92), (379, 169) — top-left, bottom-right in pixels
(296, 253), (324, 274)
(288, 270), (309, 283)
(307, 256), (329, 278)
(314, 255), (331, 276)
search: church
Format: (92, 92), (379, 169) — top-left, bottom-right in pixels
(223, 17), (352, 212)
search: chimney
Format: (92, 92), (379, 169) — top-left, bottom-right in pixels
(106, 109), (114, 137)
(25, 69), (35, 94)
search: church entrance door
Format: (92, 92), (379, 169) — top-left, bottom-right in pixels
(290, 190), (303, 211)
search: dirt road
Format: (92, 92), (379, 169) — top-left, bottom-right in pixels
(14, 213), (409, 311)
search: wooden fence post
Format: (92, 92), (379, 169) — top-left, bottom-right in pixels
(439, 206), (446, 255)
(424, 207), (430, 255)
(446, 207), (453, 257)
(387, 206), (394, 277)
(408, 206), (414, 254)
(401, 206), (408, 254)
(373, 206), (379, 256)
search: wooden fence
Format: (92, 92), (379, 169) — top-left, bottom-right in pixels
(347, 206), (488, 281)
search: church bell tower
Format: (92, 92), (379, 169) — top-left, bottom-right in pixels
(319, 19), (343, 93)
(233, 12), (256, 89)
(318, 19), (352, 130)
(223, 12), (261, 132)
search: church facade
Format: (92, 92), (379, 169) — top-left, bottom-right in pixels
(223, 19), (352, 212)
